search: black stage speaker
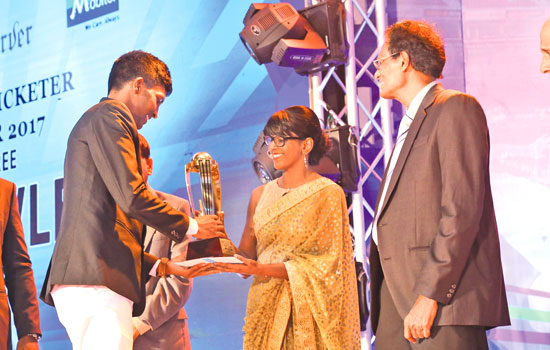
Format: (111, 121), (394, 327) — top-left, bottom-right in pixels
(295, 0), (348, 75)
(321, 125), (359, 192)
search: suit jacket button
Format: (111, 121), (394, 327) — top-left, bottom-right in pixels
(446, 293), (452, 298)
(449, 289), (455, 293)
(451, 284), (457, 289)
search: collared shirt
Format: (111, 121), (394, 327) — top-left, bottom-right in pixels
(372, 81), (437, 245)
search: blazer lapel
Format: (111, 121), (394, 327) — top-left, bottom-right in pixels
(373, 147), (396, 216)
(142, 186), (161, 249)
(378, 84), (442, 217)
(143, 226), (155, 251)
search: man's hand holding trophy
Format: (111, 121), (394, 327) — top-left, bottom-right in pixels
(166, 152), (241, 279)
(193, 214), (227, 240)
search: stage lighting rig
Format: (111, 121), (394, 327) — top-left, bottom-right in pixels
(240, 1), (347, 75)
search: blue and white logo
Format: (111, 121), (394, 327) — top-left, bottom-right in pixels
(66, 0), (119, 28)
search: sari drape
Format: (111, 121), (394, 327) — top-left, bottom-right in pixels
(243, 177), (360, 350)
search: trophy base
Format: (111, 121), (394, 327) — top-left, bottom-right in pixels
(186, 237), (237, 260)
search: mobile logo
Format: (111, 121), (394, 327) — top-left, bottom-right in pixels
(66, 0), (119, 28)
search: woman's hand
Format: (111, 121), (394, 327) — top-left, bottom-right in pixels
(166, 262), (219, 278)
(211, 254), (259, 276)
(211, 255), (288, 279)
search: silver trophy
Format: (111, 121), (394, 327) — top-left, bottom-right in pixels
(185, 152), (221, 216)
(184, 152), (236, 260)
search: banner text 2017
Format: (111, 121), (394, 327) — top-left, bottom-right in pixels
(0, 116), (46, 172)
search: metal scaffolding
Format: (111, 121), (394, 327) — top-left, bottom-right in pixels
(306, 0), (392, 348)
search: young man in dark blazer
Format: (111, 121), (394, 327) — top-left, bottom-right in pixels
(40, 51), (223, 349)
(369, 21), (510, 349)
(1, 178), (41, 350)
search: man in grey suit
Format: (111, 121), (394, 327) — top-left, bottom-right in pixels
(369, 20), (510, 349)
(40, 50), (223, 350)
(133, 134), (193, 350)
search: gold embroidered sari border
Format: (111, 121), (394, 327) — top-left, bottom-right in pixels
(266, 280), (292, 350)
(253, 177), (336, 233)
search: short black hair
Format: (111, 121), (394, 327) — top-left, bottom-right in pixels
(108, 50), (172, 96)
(263, 105), (330, 166)
(386, 20), (446, 79)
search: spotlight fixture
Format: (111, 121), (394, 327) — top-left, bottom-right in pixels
(240, 3), (327, 73)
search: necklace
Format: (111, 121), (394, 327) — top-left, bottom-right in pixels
(275, 180), (293, 196)
(277, 184), (292, 196)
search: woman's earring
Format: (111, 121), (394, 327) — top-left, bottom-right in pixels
(303, 155), (308, 167)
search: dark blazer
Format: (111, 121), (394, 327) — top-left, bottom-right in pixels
(369, 84), (510, 333)
(40, 98), (191, 316)
(0, 178), (41, 349)
(134, 189), (192, 350)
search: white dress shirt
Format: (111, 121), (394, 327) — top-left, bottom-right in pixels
(372, 81), (437, 245)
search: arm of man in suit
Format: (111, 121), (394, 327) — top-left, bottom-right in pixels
(134, 262), (192, 338)
(2, 183), (41, 347)
(134, 196), (194, 339)
(86, 103), (224, 241)
(405, 94), (490, 342)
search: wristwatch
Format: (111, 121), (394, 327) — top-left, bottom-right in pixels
(25, 333), (41, 341)
(158, 257), (169, 277)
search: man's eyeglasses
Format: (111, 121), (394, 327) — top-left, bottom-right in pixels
(264, 135), (305, 147)
(373, 52), (399, 70)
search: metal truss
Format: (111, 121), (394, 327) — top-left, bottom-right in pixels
(306, 0), (391, 348)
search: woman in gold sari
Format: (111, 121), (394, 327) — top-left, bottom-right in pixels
(214, 106), (361, 349)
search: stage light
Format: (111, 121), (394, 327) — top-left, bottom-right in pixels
(240, 3), (327, 73)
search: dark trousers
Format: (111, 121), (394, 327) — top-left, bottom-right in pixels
(374, 280), (489, 350)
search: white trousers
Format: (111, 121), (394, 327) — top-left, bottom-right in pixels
(51, 285), (134, 350)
